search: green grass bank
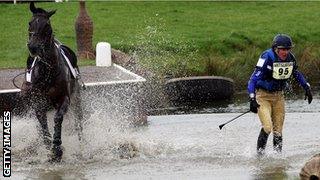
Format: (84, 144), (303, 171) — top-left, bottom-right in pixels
(1, 1), (320, 90)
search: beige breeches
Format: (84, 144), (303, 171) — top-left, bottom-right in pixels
(256, 89), (285, 135)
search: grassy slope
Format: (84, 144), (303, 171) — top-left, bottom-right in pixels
(1, 2), (320, 89)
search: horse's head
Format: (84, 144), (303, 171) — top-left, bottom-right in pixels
(27, 2), (56, 57)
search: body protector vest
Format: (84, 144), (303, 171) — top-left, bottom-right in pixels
(248, 49), (299, 93)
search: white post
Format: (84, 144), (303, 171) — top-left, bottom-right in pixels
(96, 42), (112, 67)
(13, 0), (16, 4)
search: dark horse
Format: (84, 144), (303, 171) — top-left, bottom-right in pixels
(21, 2), (83, 162)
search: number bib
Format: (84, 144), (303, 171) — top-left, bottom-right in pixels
(272, 62), (294, 80)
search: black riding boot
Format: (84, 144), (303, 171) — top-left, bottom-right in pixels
(273, 134), (283, 153)
(257, 128), (269, 156)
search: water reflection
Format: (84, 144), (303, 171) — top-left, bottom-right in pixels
(38, 171), (66, 180)
(24, 169), (88, 180)
(251, 157), (290, 180)
(253, 165), (288, 180)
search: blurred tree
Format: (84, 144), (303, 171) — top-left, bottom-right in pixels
(75, 0), (95, 59)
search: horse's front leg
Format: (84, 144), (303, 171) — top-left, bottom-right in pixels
(35, 108), (52, 150)
(51, 96), (70, 162)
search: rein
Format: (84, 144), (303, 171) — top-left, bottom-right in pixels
(12, 55), (59, 90)
(12, 65), (36, 90)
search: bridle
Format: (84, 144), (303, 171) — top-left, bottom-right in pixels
(14, 21), (61, 91)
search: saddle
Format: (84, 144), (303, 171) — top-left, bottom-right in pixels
(54, 39), (79, 79)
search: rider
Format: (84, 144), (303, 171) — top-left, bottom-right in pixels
(247, 34), (313, 155)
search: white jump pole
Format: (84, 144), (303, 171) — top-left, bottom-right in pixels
(96, 42), (112, 67)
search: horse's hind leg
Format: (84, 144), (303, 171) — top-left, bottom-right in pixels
(51, 96), (69, 162)
(35, 109), (52, 150)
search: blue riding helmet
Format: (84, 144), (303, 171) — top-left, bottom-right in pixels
(272, 34), (293, 49)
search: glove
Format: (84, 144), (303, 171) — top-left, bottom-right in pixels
(305, 88), (312, 104)
(250, 98), (260, 113)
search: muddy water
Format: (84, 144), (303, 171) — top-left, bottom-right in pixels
(1, 94), (319, 180)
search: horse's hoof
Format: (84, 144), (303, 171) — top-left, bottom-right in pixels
(49, 145), (63, 162)
(52, 145), (63, 156)
(48, 156), (62, 163)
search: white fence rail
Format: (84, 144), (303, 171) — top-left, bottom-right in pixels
(1, 0), (68, 4)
